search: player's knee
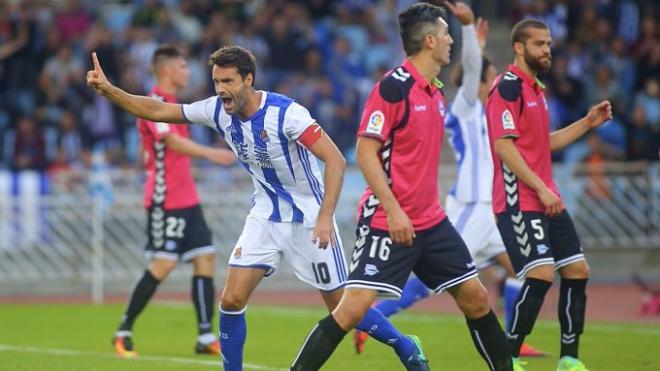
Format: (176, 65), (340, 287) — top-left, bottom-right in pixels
(340, 304), (369, 328)
(526, 266), (555, 283)
(459, 286), (491, 318)
(149, 260), (177, 280)
(220, 292), (248, 312)
(560, 261), (590, 279)
(192, 253), (215, 275)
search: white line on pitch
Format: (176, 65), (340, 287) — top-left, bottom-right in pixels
(0, 344), (288, 371)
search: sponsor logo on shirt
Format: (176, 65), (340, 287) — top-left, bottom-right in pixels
(438, 101), (446, 117)
(414, 104), (427, 112)
(366, 110), (385, 135)
(526, 101), (538, 107)
(502, 109), (515, 130)
(155, 122), (170, 134)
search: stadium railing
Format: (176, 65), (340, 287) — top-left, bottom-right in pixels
(0, 162), (657, 299)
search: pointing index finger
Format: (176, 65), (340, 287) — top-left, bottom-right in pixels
(92, 52), (101, 71)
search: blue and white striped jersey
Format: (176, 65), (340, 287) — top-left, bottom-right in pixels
(182, 91), (325, 227)
(445, 87), (494, 203)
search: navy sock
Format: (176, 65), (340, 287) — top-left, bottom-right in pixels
(466, 310), (513, 371)
(118, 270), (160, 332)
(374, 277), (430, 317)
(508, 278), (552, 357)
(219, 307), (247, 371)
(503, 278), (523, 330)
(356, 307), (415, 361)
(192, 276), (215, 336)
(559, 278), (587, 358)
(290, 314), (346, 370)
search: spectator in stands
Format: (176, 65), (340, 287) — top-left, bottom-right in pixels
(55, 0), (91, 44)
(38, 43), (84, 110)
(11, 116), (46, 171)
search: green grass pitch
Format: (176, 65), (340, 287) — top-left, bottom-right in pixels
(0, 302), (658, 370)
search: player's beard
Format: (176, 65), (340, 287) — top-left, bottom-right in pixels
(234, 89), (247, 116)
(524, 49), (551, 74)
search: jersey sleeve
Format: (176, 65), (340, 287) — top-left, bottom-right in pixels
(487, 76), (523, 139)
(181, 96), (218, 128)
(357, 79), (405, 142)
(283, 102), (316, 140)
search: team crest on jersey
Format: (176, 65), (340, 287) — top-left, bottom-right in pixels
(366, 110), (385, 134)
(438, 101), (446, 117)
(259, 129), (270, 142)
(364, 264), (379, 276)
(165, 240), (177, 251)
(536, 244), (549, 255)
(502, 110), (515, 130)
(234, 246), (242, 259)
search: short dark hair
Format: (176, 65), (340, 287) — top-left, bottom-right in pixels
(510, 19), (549, 46)
(452, 55), (493, 87)
(151, 44), (183, 70)
(209, 46), (257, 86)
(398, 3), (447, 56)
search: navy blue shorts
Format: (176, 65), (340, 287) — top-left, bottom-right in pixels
(145, 205), (215, 262)
(496, 209), (585, 279)
(345, 218), (479, 298)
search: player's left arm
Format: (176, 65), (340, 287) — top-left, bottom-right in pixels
(300, 124), (346, 249)
(549, 100), (612, 151)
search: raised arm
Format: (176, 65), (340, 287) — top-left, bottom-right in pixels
(86, 52), (185, 123)
(445, 1), (486, 105)
(549, 100), (612, 152)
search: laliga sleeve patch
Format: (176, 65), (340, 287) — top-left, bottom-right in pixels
(365, 110), (385, 135)
(501, 110), (515, 130)
(155, 122), (171, 134)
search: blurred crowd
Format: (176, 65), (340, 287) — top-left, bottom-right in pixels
(513, 0), (659, 164)
(0, 0), (657, 179)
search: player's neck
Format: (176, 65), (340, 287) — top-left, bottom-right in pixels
(408, 55), (441, 84)
(237, 90), (262, 121)
(513, 59), (537, 79)
(155, 80), (178, 96)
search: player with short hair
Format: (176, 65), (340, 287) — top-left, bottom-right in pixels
(353, 1), (546, 358)
(88, 45), (425, 371)
(289, 3), (512, 371)
(486, 19), (612, 371)
(112, 44), (236, 358)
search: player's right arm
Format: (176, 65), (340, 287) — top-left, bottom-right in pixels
(493, 138), (561, 216)
(356, 137), (415, 246)
(446, 1), (481, 105)
(356, 76), (415, 246)
(86, 52), (185, 123)
(487, 76), (562, 216)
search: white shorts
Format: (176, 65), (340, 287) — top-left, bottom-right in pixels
(445, 196), (506, 270)
(228, 216), (348, 291)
